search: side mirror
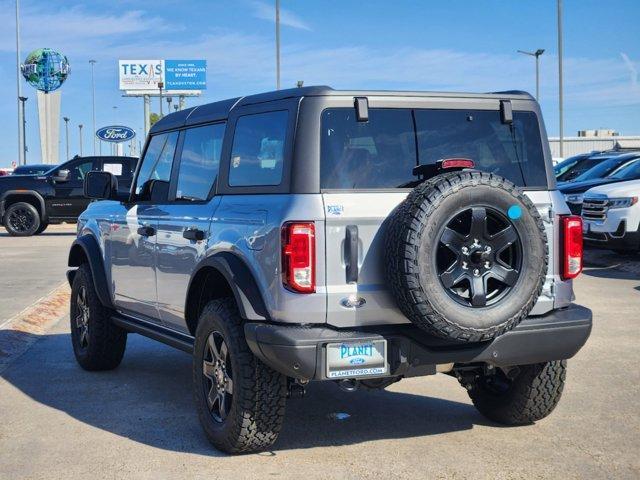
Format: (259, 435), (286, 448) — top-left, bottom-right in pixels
(148, 179), (170, 202)
(52, 169), (70, 182)
(84, 171), (119, 200)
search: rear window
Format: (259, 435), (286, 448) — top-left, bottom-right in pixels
(320, 109), (416, 189)
(320, 108), (548, 189)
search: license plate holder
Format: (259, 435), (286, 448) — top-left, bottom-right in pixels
(325, 340), (388, 379)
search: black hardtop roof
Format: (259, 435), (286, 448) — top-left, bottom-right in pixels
(149, 85), (535, 134)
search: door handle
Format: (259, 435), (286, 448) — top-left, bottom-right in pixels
(137, 225), (156, 237)
(345, 225), (359, 283)
(183, 227), (205, 241)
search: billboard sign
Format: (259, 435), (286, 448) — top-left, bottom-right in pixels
(119, 60), (163, 91)
(96, 125), (136, 143)
(119, 59), (206, 92)
(164, 60), (207, 90)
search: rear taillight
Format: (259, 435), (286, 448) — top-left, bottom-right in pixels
(282, 222), (316, 293)
(561, 215), (583, 280)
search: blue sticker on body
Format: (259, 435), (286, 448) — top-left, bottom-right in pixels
(507, 205), (522, 220)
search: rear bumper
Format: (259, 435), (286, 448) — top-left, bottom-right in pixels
(245, 304), (592, 381)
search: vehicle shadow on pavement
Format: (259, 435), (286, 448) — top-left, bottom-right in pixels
(581, 264), (640, 282)
(0, 329), (495, 455)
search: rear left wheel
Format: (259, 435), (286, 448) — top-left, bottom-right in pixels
(193, 299), (287, 454)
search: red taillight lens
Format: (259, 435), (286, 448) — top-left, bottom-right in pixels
(282, 222), (316, 293)
(561, 215), (583, 280)
(440, 158), (475, 169)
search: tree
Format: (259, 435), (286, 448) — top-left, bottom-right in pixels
(149, 113), (161, 127)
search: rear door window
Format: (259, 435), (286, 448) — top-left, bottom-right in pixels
(229, 111), (287, 187)
(175, 123), (225, 200)
(320, 109), (416, 189)
(414, 109), (547, 188)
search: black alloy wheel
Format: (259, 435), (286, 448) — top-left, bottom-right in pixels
(436, 206), (522, 307)
(74, 285), (90, 350)
(202, 330), (234, 423)
(7, 206), (36, 233)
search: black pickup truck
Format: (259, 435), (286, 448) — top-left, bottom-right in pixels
(0, 155), (138, 236)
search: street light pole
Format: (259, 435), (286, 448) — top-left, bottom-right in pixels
(78, 124), (83, 156)
(18, 96), (27, 163)
(275, 0), (281, 90)
(557, 0), (564, 157)
(517, 49), (545, 101)
(158, 81), (164, 117)
(63, 116), (70, 160)
(16, 0), (25, 166)
(89, 59), (97, 155)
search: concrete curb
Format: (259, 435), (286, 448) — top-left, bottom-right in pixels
(0, 282), (70, 373)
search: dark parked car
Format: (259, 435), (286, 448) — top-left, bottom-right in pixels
(554, 150), (629, 182)
(561, 157), (640, 214)
(12, 164), (55, 176)
(0, 155), (138, 236)
(559, 152), (640, 186)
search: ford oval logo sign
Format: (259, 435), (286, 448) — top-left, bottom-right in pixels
(96, 125), (136, 143)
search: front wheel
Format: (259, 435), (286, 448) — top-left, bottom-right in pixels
(466, 360), (567, 425)
(193, 299), (287, 454)
(70, 264), (127, 370)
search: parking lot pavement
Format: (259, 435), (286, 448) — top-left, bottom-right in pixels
(0, 224), (76, 322)
(0, 248), (638, 479)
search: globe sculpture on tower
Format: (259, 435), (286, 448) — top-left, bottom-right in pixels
(21, 48), (70, 92)
(21, 48), (71, 164)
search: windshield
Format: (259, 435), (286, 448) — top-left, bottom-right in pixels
(556, 156), (605, 182)
(554, 155), (583, 176)
(571, 157), (621, 182)
(608, 159), (640, 180)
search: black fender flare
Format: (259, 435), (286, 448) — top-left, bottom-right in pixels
(0, 190), (48, 223)
(67, 234), (115, 309)
(187, 252), (269, 322)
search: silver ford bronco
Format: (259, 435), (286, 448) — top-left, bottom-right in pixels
(67, 86), (592, 453)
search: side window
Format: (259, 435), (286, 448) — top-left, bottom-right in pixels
(102, 159), (134, 180)
(65, 160), (94, 182)
(229, 110), (288, 187)
(134, 132), (179, 199)
(175, 123), (225, 201)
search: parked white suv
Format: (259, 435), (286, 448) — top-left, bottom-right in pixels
(582, 179), (640, 253)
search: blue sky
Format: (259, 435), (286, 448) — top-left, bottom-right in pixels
(0, 0), (638, 164)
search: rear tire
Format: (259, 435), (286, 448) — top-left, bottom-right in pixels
(3, 202), (40, 237)
(70, 264), (127, 371)
(467, 361), (566, 425)
(193, 298), (287, 454)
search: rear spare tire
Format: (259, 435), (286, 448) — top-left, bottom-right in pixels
(385, 171), (547, 342)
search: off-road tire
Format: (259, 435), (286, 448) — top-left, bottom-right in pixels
(34, 222), (49, 235)
(468, 360), (567, 425)
(3, 201), (41, 237)
(193, 298), (287, 454)
(385, 171), (548, 342)
(70, 264), (127, 370)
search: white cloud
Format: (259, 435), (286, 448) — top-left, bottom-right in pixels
(0, 3), (173, 55)
(251, 1), (311, 31)
(620, 52), (638, 88)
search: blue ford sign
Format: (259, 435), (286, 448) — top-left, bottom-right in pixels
(96, 126), (136, 143)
